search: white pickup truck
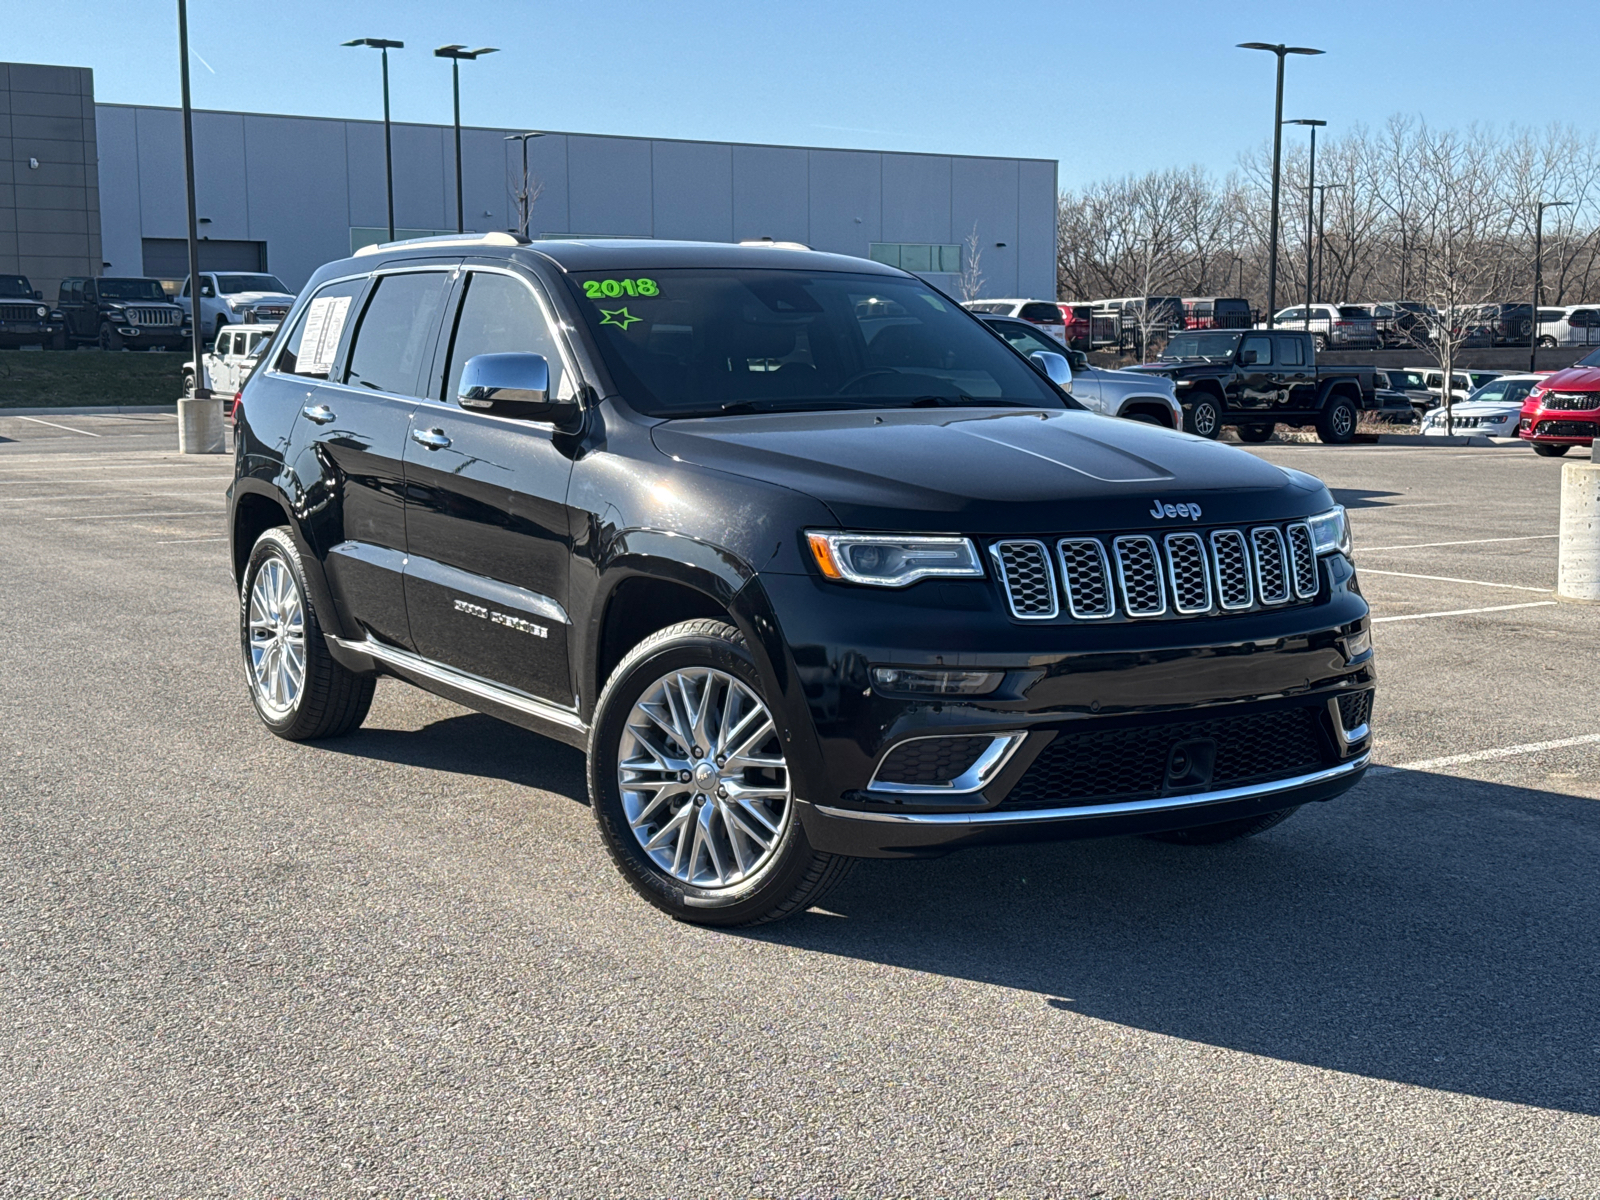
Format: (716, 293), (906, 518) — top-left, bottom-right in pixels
(182, 323), (278, 397)
(176, 273), (295, 342)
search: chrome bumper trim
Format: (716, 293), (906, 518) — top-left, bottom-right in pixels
(331, 634), (587, 733)
(867, 731), (1027, 795)
(814, 753), (1370, 826)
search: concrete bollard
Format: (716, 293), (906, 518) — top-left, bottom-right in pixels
(177, 396), (227, 455)
(1556, 461), (1600, 603)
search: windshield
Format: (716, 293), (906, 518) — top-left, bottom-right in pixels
(216, 274), (288, 295)
(0, 275), (32, 298)
(567, 269), (1070, 417)
(98, 279), (167, 301)
(1467, 380), (1534, 405)
(1160, 331), (1242, 360)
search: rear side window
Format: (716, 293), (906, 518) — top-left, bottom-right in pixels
(1020, 302), (1061, 323)
(441, 271), (571, 404)
(273, 278), (365, 378)
(1276, 336), (1304, 365)
(1338, 307), (1368, 319)
(344, 271), (452, 396)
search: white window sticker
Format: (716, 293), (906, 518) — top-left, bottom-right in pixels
(298, 294), (352, 376)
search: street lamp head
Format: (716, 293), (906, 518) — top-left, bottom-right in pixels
(504, 131), (545, 142)
(1285, 46), (1324, 55)
(436, 45), (499, 60)
(1542, 199), (1574, 210)
(344, 38), (404, 49)
(1237, 42), (1324, 56)
(1284, 118), (1328, 127)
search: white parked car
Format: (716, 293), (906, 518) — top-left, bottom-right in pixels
(177, 272), (295, 342)
(1265, 304), (1381, 350)
(182, 322), (278, 397)
(1420, 373), (1544, 436)
(978, 314), (1183, 428)
(1535, 305), (1600, 349)
(1421, 368), (1504, 408)
(962, 299), (1068, 345)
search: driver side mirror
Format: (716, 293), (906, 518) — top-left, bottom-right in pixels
(1028, 350), (1073, 393)
(33, 289), (42, 301)
(458, 352), (581, 428)
(1240, 349), (1258, 365)
(200, 284), (215, 298)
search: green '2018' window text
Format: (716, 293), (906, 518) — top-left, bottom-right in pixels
(583, 278), (659, 299)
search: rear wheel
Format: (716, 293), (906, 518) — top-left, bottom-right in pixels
(1184, 395), (1222, 440)
(589, 618), (853, 926)
(1538, 335), (1557, 349)
(1316, 395), (1359, 444)
(1147, 806), (1301, 845)
(1236, 423), (1275, 443)
(1532, 443), (1572, 457)
(240, 527), (374, 740)
(181, 369), (196, 398)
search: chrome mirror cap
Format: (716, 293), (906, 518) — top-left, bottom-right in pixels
(1029, 349), (1073, 393)
(458, 352), (550, 410)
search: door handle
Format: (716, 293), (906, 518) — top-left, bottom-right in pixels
(410, 427), (452, 450)
(302, 404), (336, 425)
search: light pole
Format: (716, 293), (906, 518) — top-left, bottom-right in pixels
(435, 45), (498, 234)
(504, 131), (545, 238)
(177, 0), (207, 397)
(1532, 199), (1572, 371)
(342, 37), (403, 241)
(1238, 43), (1324, 328)
(1285, 119), (1326, 331)
(343, 38), (404, 244)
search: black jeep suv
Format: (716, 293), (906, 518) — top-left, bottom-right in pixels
(229, 235), (1374, 926)
(0, 274), (66, 349)
(57, 276), (188, 350)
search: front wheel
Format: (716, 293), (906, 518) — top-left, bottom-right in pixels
(181, 369), (196, 398)
(240, 527), (374, 740)
(1532, 443), (1572, 458)
(1316, 395), (1359, 444)
(1538, 336), (1557, 349)
(1236, 423), (1275, 443)
(589, 619), (853, 926)
(1147, 806), (1301, 845)
(49, 330), (68, 351)
(98, 323), (123, 352)
(1184, 395), (1223, 440)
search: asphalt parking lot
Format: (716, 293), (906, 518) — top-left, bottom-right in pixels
(2, 413), (1597, 1198)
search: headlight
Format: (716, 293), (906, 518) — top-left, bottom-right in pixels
(35, 306), (46, 317)
(1306, 506), (1351, 557)
(806, 531), (983, 587)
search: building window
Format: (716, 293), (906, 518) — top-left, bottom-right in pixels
(869, 243), (962, 273)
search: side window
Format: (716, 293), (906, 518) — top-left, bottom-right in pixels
(273, 278), (364, 378)
(1277, 336), (1304, 366)
(1020, 302), (1060, 323)
(996, 324), (1057, 358)
(1241, 335), (1273, 366)
(1278, 308), (1302, 322)
(344, 271), (453, 397)
(215, 330), (232, 356)
(441, 271), (572, 405)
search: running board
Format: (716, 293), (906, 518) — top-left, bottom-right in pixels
(331, 635), (588, 735)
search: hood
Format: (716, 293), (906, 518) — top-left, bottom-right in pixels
(651, 407), (1324, 535)
(1425, 401), (1521, 418)
(225, 291), (295, 304)
(1533, 365), (1600, 393)
(1090, 364), (1177, 390)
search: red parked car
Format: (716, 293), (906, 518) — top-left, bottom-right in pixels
(1517, 351), (1600, 457)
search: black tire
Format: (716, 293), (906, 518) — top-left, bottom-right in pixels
(240, 527), (374, 740)
(1124, 411), (1163, 426)
(1184, 394), (1223, 440)
(1147, 806), (1301, 845)
(1532, 443), (1571, 458)
(1236, 423), (1275, 443)
(181, 369), (196, 398)
(49, 330), (67, 351)
(588, 618), (854, 927)
(1312, 333), (1328, 351)
(1538, 336), (1557, 349)
(1316, 395), (1359, 444)
(98, 323), (123, 352)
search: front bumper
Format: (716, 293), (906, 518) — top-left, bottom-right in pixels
(1518, 413), (1599, 445)
(755, 556), (1374, 857)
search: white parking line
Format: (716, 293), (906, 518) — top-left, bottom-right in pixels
(1361, 569), (1550, 592)
(1372, 601), (1557, 623)
(12, 416), (102, 438)
(1360, 535), (1559, 551)
(156, 536), (228, 544)
(1374, 733), (1600, 773)
(44, 510), (223, 521)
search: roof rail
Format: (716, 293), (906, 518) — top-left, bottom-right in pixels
(738, 237), (811, 251)
(355, 231), (530, 258)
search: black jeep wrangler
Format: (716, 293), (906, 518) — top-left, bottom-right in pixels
(229, 235), (1374, 926)
(57, 276), (188, 351)
(0, 274), (66, 350)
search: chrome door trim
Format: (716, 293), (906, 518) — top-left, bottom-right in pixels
(815, 753), (1369, 826)
(403, 554), (571, 624)
(331, 634), (586, 733)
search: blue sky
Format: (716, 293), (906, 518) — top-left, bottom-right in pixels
(16, 1), (1573, 190)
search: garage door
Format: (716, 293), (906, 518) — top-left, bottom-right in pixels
(142, 238), (267, 279)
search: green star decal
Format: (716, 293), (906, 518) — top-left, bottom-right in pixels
(599, 306), (641, 331)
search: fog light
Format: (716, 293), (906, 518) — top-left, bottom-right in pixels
(871, 667), (1002, 696)
(1344, 629), (1371, 661)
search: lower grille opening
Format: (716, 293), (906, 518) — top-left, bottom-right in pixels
(999, 706), (1331, 811)
(873, 736), (991, 787)
(1337, 690), (1374, 733)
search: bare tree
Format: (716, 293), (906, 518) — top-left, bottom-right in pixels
(959, 222), (984, 302)
(508, 160), (545, 239)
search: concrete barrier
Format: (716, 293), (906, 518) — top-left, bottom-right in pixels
(1556, 462), (1600, 604)
(177, 396), (226, 454)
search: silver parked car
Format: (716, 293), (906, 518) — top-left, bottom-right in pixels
(1267, 304), (1381, 350)
(980, 314), (1182, 428)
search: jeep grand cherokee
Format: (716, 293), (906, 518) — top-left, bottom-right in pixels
(228, 234), (1375, 926)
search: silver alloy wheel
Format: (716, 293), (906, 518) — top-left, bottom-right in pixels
(246, 554), (307, 718)
(1193, 401), (1218, 436)
(618, 666), (791, 890)
(1332, 402), (1355, 437)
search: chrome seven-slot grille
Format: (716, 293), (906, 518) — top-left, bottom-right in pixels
(990, 522), (1320, 621)
(1543, 392), (1600, 412)
(126, 307), (180, 326)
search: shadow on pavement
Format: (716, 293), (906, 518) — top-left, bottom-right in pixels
(1330, 487), (1408, 509)
(314, 713), (588, 801)
(755, 770), (1600, 1115)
